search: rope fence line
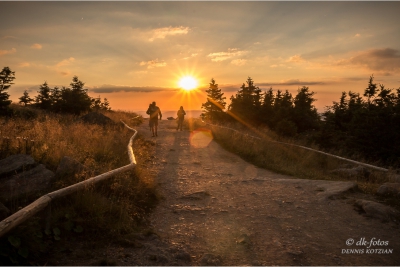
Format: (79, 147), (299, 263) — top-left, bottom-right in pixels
(205, 122), (389, 173)
(0, 119), (138, 239)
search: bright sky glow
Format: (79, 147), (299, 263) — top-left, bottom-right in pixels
(1, 2), (400, 112)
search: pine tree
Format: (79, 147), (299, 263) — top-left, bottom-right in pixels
(19, 90), (34, 106)
(101, 98), (111, 111)
(201, 78), (226, 122)
(50, 86), (62, 112)
(292, 86), (319, 133)
(228, 77), (262, 123)
(0, 67), (15, 113)
(91, 95), (102, 111)
(35, 81), (52, 110)
(60, 76), (92, 114)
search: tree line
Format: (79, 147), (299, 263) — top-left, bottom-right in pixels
(0, 66), (110, 116)
(201, 76), (400, 167)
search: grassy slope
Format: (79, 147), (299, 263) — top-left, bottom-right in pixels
(0, 105), (159, 265)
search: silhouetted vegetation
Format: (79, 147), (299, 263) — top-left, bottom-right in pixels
(201, 78), (227, 122)
(317, 75), (400, 166)
(0, 67), (111, 116)
(33, 76), (110, 115)
(0, 67), (16, 115)
(203, 75), (400, 167)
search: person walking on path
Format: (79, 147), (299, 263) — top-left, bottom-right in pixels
(176, 106), (186, 131)
(146, 101), (162, 137)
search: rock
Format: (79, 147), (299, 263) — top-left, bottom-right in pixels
(175, 250), (191, 262)
(275, 179), (357, 201)
(354, 199), (399, 222)
(55, 156), (89, 180)
(377, 183), (400, 197)
(180, 191), (210, 200)
(80, 112), (115, 126)
(0, 202), (10, 220)
(0, 154), (35, 178)
(200, 253), (222, 266)
(330, 165), (370, 179)
(237, 233), (251, 246)
(0, 164), (55, 202)
(167, 117), (176, 120)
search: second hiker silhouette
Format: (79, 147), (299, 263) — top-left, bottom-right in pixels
(176, 106), (186, 131)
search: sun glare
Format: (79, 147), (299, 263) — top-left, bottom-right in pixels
(178, 76), (198, 91)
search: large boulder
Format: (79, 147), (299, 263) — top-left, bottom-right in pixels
(55, 156), (90, 180)
(0, 164), (55, 202)
(0, 154), (35, 178)
(377, 183), (400, 197)
(354, 199), (399, 222)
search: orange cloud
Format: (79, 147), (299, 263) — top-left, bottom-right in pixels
(31, 43), (42, 49)
(19, 62), (31, 68)
(56, 57), (75, 67)
(207, 48), (248, 62)
(287, 54), (304, 63)
(231, 59), (247, 66)
(139, 59), (166, 69)
(0, 48), (16, 56)
(149, 26), (189, 41)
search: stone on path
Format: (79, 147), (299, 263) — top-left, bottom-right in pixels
(275, 179), (358, 201)
(377, 183), (400, 197)
(354, 199), (399, 222)
(200, 253), (222, 266)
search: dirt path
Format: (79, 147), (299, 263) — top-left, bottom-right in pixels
(124, 119), (398, 266)
(48, 119), (399, 266)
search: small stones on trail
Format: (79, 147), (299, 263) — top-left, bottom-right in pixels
(236, 233), (251, 246)
(180, 190), (210, 200)
(174, 250), (191, 262)
(200, 253), (222, 266)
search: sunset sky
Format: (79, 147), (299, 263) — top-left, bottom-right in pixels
(1, 1), (400, 113)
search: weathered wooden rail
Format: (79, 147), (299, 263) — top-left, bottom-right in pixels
(0, 120), (138, 238)
(205, 122), (389, 172)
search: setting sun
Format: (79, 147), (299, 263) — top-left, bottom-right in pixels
(178, 76), (198, 91)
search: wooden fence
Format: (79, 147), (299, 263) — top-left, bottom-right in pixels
(0, 120), (138, 238)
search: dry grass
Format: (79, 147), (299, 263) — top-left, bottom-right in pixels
(198, 120), (392, 192)
(0, 105), (158, 265)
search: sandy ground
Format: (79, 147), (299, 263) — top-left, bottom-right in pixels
(48, 119), (400, 266)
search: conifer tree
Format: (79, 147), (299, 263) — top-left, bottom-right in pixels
(60, 76), (92, 114)
(201, 78), (226, 122)
(35, 81), (52, 110)
(228, 77), (262, 123)
(19, 90), (34, 106)
(0, 67), (15, 113)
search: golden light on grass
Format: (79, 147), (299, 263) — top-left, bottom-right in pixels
(178, 76), (198, 91)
